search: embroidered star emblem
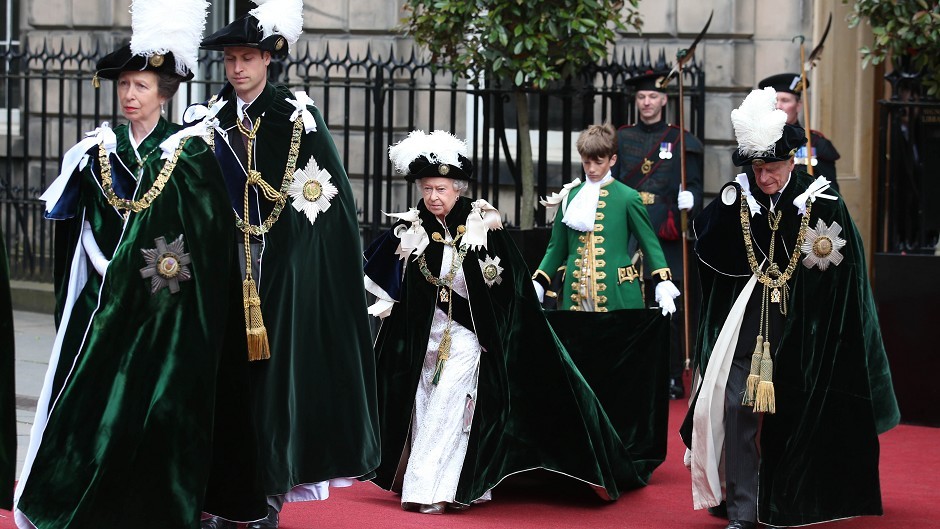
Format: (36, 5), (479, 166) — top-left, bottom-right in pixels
(288, 155), (339, 225)
(800, 219), (847, 271)
(478, 255), (504, 287)
(140, 235), (192, 294)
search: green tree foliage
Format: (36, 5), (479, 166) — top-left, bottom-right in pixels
(845, 0), (940, 97)
(402, 0), (642, 228)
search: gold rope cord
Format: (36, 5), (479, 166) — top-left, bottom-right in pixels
(98, 139), (188, 214)
(233, 116), (304, 237)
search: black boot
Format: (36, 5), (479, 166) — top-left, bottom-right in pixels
(247, 505), (279, 529)
(200, 517), (236, 529)
(668, 376), (685, 399)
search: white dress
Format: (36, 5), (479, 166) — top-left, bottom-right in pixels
(400, 227), (483, 506)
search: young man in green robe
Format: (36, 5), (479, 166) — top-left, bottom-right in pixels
(194, 1), (379, 527)
(681, 87), (899, 529)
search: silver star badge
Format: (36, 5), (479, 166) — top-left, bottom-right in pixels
(140, 235), (192, 294)
(288, 155), (339, 225)
(800, 219), (847, 271)
(478, 255), (504, 287)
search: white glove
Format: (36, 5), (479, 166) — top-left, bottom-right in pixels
(655, 279), (680, 315)
(677, 189), (694, 210)
(532, 280), (545, 303)
(81, 220), (110, 276)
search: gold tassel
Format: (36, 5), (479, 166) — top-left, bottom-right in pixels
(92, 73), (100, 89)
(431, 329), (452, 385)
(243, 277), (271, 361)
(742, 335), (763, 406)
(753, 340), (775, 413)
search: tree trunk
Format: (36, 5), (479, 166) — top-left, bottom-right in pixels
(514, 90), (535, 229)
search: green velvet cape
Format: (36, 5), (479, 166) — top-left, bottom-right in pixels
(0, 227), (14, 510)
(681, 170), (900, 526)
(17, 119), (267, 528)
(369, 197), (657, 504)
(211, 83), (380, 493)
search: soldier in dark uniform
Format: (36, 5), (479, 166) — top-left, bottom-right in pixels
(615, 71), (704, 399)
(757, 73), (840, 192)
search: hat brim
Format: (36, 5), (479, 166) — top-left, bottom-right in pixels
(200, 15), (290, 57)
(95, 45), (193, 82)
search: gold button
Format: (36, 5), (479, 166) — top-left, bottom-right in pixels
(595, 247), (605, 256)
(595, 212), (605, 220)
(576, 247), (584, 255)
(571, 282), (579, 289)
(595, 236), (605, 243)
(596, 271), (606, 280)
(599, 307), (608, 312)
(574, 258), (582, 267)
(597, 283), (607, 291)
(594, 224), (604, 232)
(596, 259), (606, 267)
(599, 189), (609, 197)
(598, 295), (608, 303)
(579, 235), (587, 243)
(597, 200), (606, 208)
(570, 293), (579, 302)
(572, 270), (581, 279)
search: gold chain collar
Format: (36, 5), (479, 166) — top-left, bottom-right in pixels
(740, 191), (811, 294)
(233, 114), (305, 236)
(98, 139), (187, 215)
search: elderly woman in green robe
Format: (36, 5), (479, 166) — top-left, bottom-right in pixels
(13, 1), (266, 527)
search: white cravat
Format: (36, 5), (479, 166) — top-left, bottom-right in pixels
(562, 172), (611, 232)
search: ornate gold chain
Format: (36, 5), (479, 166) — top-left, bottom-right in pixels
(98, 139), (187, 214)
(739, 191), (811, 291)
(233, 115), (305, 236)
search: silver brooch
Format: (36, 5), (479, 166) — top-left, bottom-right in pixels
(478, 255), (504, 287)
(140, 235), (192, 294)
(288, 155), (339, 225)
(800, 219), (847, 271)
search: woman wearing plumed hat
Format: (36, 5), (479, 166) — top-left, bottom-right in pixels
(364, 130), (660, 515)
(13, 0), (267, 527)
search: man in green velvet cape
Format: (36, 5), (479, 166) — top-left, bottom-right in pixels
(365, 131), (662, 509)
(194, 3), (379, 527)
(680, 88), (899, 529)
(0, 226), (14, 511)
(15, 31), (267, 528)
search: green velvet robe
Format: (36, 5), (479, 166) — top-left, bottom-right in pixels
(0, 227), (14, 511)
(17, 119), (267, 528)
(536, 179), (668, 310)
(681, 170), (900, 526)
(210, 82), (380, 494)
(369, 197), (656, 504)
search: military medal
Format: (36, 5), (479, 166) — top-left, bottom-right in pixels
(800, 219), (847, 271)
(478, 255), (504, 287)
(795, 146), (818, 167)
(641, 157), (653, 175)
(659, 142), (674, 160)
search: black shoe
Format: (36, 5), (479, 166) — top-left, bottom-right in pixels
(668, 377), (685, 400)
(725, 521), (756, 529)
(707, 500), (728, 518)
(200, 517), (236, 529)
(247, 505), (279, 529)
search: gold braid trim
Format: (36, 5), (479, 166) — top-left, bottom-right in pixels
(98, 139), (187, 214)
(234, 116), (304, 236)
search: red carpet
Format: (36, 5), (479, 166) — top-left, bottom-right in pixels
(3, 387), (938, 528)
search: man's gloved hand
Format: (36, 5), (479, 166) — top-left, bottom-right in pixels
(678, 189), (694, 211)
(532, 280), (545, 303)
(655, 279), (680, 315)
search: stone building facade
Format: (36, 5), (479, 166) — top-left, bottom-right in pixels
(7, 0), (879, 247)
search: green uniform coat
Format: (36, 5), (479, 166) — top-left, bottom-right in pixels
(535, 178), (668, 311)
(208, 82), (380, 495)
(17, 119), (267, 528)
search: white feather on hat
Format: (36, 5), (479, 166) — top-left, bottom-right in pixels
(130, 0), (210, 77)
(730, 87), (788, 159)
(250, 0), (304, 51)
(388, 130), (469, 175)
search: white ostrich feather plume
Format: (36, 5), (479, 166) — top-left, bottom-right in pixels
(730, 87), (788, 158)
(250, 0), (304, 51)
(130, 0), (210, 77)
(388, 130), (469, 175)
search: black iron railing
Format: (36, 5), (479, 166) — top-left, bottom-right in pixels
(0, 38), (705, 281)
